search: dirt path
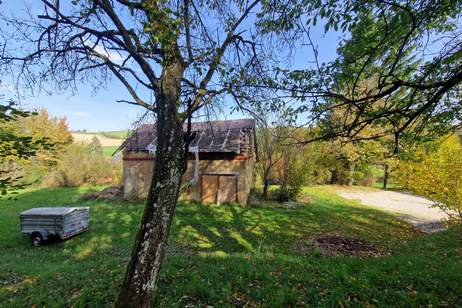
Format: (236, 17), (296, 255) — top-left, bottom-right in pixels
(336, 189), (449, 232)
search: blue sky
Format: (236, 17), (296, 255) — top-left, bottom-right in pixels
(0, 1), (340, 132)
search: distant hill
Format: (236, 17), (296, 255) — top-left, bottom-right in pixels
(70, 130), (130, 156)
(71, 130), (130, 139)
(71, 132), (122, 146)
(99, 130), (131, 139)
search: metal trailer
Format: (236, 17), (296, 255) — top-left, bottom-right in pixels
(20, 207), (90, 246)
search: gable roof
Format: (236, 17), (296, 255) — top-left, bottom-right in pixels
(119, 118), (255, 155)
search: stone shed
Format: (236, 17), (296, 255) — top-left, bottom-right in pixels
(118, 119), (256, 204)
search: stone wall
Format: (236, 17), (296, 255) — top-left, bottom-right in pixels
(122, 150), (255, 204)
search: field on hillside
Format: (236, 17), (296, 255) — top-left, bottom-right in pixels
(99, 130), (130, 139)
(101, 145), (120, 156)
(71, 132), (124, 146)
(71, 132), (126, 157)
(1, 187), (461, 307)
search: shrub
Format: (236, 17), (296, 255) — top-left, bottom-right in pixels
(275, 185), (302, 202)
(274, 142), (311, 202)
(42, 139), (122, 187)
(354, 166), (376, 186)
(397, 134), (462, 221)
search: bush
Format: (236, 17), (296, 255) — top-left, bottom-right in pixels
(397, 134), (462, 221)
(308, 168), (332, 185)
(354, 166), (377, 186)
(42, 139), (122, 187)
(274, 143), (311, 202)
(275, 185), (302, 202)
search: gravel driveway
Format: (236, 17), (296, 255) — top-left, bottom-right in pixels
(336, 189), (449, 232)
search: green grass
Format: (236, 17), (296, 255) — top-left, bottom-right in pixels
(99, 130), (130, 139)
(101, 146), (120, 157)
(0, 187), (461, 307)
(371, 181), (403, 190)
(71, 130), (129, 139)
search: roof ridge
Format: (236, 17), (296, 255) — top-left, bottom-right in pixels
(116, 118), (255, 155)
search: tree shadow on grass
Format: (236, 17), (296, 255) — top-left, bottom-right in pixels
(0, 187), (145, 306)
(156, 228), (462, 307)
(171, 191), (418, 256)
(1, 186), (144, 265)
(0, 186), (441, 307)
(2, 186), (419, 258)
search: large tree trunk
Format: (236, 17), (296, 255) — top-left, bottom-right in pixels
(262, 178), (269, 198)
(346, 161), (355, 187)
(383, 164), (389, 189)
(115, 63), (185, 308)
(262, 167), (270, 198)
(330, 168), (340, 185)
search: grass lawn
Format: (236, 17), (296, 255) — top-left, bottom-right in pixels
(0, 187), (461, 307)
(101, 145), (120, 157)
(99, 130), (130, 139)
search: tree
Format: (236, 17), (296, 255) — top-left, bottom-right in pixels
(256, 120), (317, 201)
(255, 121), (285, 198)
(11, 109), (73, 184)
(0, 100), (50, 195)
(256, 0), (462, 148)
(319, 99), (389, 186)
(274, 131), (311, 201)
(397, 134), (462, 220)
(0, 1), (270, 306)
(17, 109), (72, 148)
(42, 139), (121, 187)
(88, 136), (102, 154)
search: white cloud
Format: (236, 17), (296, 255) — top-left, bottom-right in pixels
(94, 45), (125, 64)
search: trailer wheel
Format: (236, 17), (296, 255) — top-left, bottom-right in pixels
(30, 232), (43, 247)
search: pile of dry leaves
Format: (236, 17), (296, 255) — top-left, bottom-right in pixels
(314, 235), (384, 257)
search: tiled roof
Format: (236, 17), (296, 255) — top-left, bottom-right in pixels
(120, 118), (255, 154)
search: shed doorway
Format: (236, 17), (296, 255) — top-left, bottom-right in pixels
(201, 174), (238, 204)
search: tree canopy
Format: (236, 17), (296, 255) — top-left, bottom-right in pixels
(0, 100), (52, 195)
(253, 0), (462, 148)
